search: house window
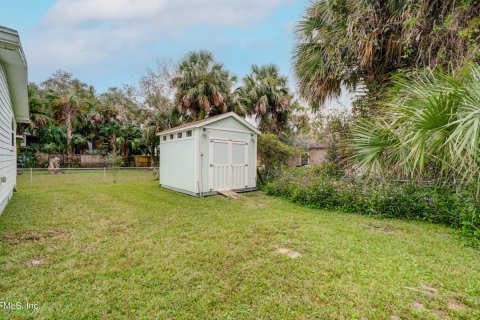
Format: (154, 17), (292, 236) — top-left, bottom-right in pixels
(177, 132), (183, 139)
(170, 134), (174, 140)
(186, 130), (192, 137)
(162, 136), (166, 141)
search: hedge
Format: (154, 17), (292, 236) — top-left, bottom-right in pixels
(263, 165), (480, 246)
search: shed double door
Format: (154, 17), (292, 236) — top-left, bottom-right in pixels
(209, 139), (248, 191)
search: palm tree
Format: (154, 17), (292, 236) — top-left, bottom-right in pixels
(47, 82), (92, 156)
(37, 124), (67, 154)
(293, 0), (480, 113)
(99, 87), (140, 125)
(350, 65), (480, 189)
(116, 124), (142, 159)
(171, 51), (237, 120)
(236, 64), (292, 135)
(100, 120), (120, 155)
(27, 84), (50, 131)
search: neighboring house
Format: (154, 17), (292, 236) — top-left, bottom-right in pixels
(0, 26), (29, 213)
(307, 142), (326, 165)
(19, 133), (40, 147)
(158, 112), (260, 197)
(289, 141), (327, 167)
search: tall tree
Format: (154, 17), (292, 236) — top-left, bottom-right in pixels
(116, 124), (142, 158)
(236, 64), (293, 134)
(171, 51), (237, 120)
(99, 87), (140, 125)
(37, 124), (67, 154)
(41, 70), (76, 96)
(137, 61), (181, 158)
(46, 82), (92, 157)
(294, 0), (480, 114)
(27, 84), (50, 130)
(100, 120), (120, 156)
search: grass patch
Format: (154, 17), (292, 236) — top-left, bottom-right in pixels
(0, 175), (479, 319)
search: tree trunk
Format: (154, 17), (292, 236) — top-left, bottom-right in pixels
(151, 144), (156, 166)
(151, 144), (155, 157)
(122, 141), (127, 159)
(66, 110), (72, 158)
(111, 134), (117, 155)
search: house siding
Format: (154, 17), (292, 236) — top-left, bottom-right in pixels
(309, 148), (326, 165)
(0, 63), (16, 213)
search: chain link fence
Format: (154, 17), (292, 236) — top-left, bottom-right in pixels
(16, 167), (158, 188)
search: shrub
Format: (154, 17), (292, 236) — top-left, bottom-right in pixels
(350, 66), (480, 191)
(265, 166), (480, 245)
(257, 134), (304, 178)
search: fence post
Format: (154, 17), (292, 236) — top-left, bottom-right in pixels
(30, 168), (33, 186)
(103, 166), (106, 183)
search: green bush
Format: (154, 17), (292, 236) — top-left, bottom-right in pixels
(264, 166), (480, 245)
(257, 134), (305, 178)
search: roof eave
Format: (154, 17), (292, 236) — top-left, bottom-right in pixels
(157, 123), (201, 136)
(0, 26), (29, 123)
(158, 112), (261, 136)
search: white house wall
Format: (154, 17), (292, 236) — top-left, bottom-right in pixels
(0, 63), (16, 213)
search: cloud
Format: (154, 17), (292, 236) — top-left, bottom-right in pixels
(43, 0), (166, 26)
(43, 0), (289, 28)
(27, 0), (291, 88)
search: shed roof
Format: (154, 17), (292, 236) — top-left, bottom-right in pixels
(157, 112), (261, 135)
(0, 26), (28, 123)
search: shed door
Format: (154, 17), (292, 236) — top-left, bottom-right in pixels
(209, 139), (248, 191)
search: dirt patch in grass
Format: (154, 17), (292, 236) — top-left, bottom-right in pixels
(28, 259), (46, 267)
(2, 231), (41, 242)
(412, 301), (426, 311)
(2, 227), (69, 244)
(404, 284), (438, 296)
(432, 308), (448, 317)
(79, 246), (97, 253)
(420, 284), (438, 295)
(275, 248), (302, 259)
(448, 299), (467, 311)
(367, 224), (395, 233)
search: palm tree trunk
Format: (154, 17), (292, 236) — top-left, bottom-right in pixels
(111, 134), (117, 155)
(122, 142), (127, 159)
(66, 110), (72, 158)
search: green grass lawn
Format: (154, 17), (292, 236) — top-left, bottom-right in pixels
(1, 175), (479, 319)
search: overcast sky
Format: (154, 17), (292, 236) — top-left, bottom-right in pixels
(1, 0), (307, 93)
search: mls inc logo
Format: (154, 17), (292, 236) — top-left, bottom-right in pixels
(1, 301), (39, 311)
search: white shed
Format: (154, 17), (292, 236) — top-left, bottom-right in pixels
(0, 26), (29, 213)
(158, 112), (260, 197)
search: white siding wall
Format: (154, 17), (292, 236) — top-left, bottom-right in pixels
(160, 137), (197, 193)
(0, 63), (16, 212)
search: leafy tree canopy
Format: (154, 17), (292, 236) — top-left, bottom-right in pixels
(294, 0), (480, 114)
(236, 64), (294, 135)
(171, 51), (238, 120)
